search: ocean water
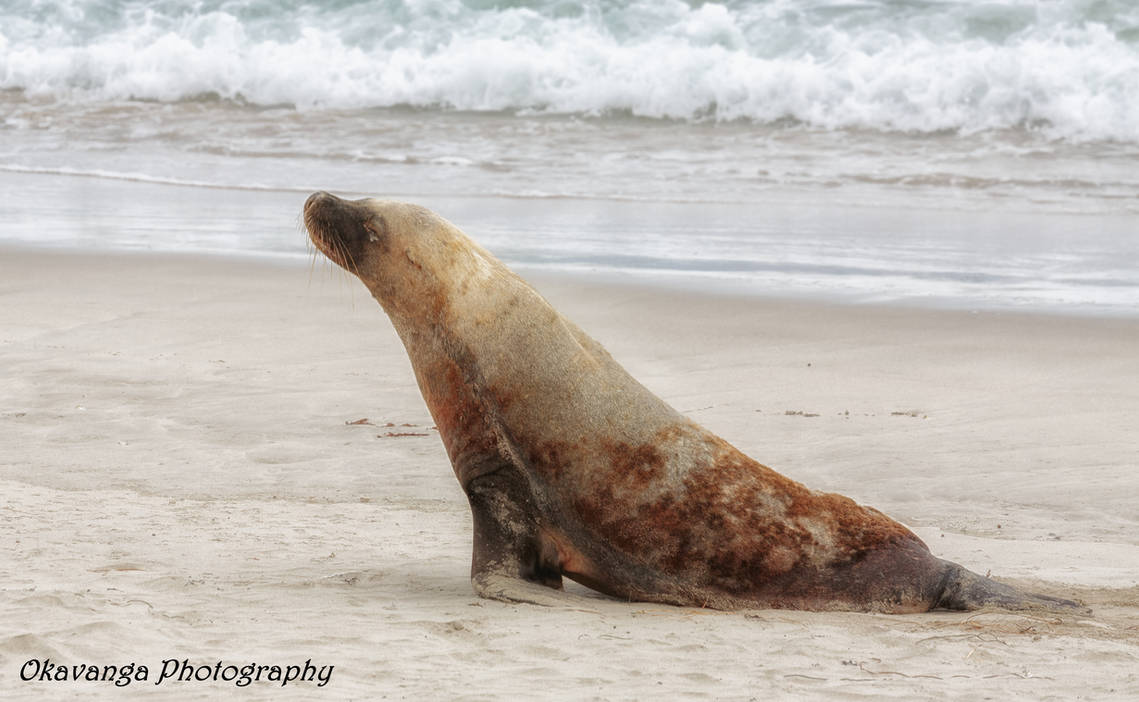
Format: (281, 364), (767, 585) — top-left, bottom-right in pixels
(2, 0), (1137, 314)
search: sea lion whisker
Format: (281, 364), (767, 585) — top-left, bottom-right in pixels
(324, 235), (358, 304)
(338, 232), (360, 275)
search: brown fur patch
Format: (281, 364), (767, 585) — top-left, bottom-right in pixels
(526, 440), (574, 480)
(601, 440), (665, 486)
(572, 431), (923, 601)
(417, 353), (500, 486)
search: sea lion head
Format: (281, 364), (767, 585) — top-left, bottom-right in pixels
(303, 191), (504, 323)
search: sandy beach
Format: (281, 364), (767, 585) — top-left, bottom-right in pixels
(2, 247), (1137, 700)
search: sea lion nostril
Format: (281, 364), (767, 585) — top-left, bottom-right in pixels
(304, 190), (338, 215)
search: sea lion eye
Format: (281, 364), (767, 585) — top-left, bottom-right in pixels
(364, 220), (383, 243)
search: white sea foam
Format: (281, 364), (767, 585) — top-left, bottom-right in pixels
(2, 0), (1138, 141)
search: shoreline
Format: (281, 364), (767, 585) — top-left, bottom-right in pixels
(3, 246), (1137, 699)
(4, 165), (1137, 320)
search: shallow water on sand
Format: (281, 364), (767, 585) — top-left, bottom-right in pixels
(2, 160), (1136, 316)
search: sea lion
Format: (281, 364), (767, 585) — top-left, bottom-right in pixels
(303, 191), (1082, 613)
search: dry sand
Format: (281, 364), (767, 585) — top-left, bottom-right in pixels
(1, 248), (1137, 700)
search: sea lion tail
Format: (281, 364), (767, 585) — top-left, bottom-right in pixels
(934, 560), (1089, 613)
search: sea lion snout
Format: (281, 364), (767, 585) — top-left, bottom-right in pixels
(303, 191), (350, 229)
(304, 190), (336, 212)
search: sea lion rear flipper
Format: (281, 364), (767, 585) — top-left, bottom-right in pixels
(465, 465), (565, 604)
(934, 560), (1090, 614)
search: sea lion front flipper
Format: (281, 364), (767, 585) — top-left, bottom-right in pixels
(465, 465), (565, 603)
(470, 573), (572, 607)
